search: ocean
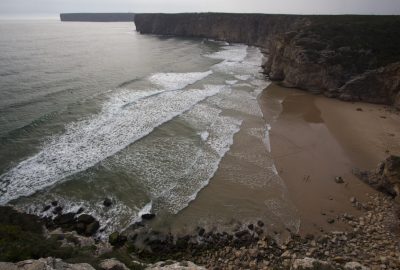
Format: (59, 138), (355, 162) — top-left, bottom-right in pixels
(0, 20), (298, 237)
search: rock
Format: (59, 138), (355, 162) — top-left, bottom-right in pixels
(198, 227), (205, 236)
(344, 261), (370, 270)
(0, 258), (95, 270)
(254, 227), (263, 235)
(291, 257), (334, 270)
(109, 232), (127, 247)
(234, 230), (249, 238)
(42, 205), (51, 212)
(335, 176), (344, 183)
(146, 260), (206, 269)
(53, 206), (63, 214)
(77, 214), (96, 224)
(99, 259), (129, 270)
(327, 218), (335, 224)
(354, 156), (400, 197)
(247, 224), (254, 230)
(339, 62), (400, 107)
(103, 198), (112, 207)
(350, 197), (357, 203)
(257, 220), (264, 227)
(54, 213), (76, 225)
(85, 221), (100, 236)
(0, 262), (18, 270)
(281, 250), (292, 258)
(356, 108), (363, 111)
(51, 201), (58, 206)
(141, 213), (156, 220)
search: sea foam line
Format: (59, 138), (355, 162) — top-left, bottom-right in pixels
(0, 72), (216, 205)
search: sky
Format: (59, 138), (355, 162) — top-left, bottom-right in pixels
(0, 0), (400, 18)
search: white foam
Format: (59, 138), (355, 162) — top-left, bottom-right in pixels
(199, 131), (209, 141)
(225, 80), (238, 85)
(108, 98), (242, 215)
(149, 71), (212, 90)
(210, 46), (264, 76)
(205, 44), (248, 62)
(264, 124), (272, 153)
(235, 75), (252, 81)
(208, 89), (263, 117)
(131, 201), (153, 224)
(0, 84), (222, 205)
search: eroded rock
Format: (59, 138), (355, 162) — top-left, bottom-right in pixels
(354, 155), (400, 197)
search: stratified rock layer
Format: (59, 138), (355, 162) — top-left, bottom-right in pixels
(134, 13), (400, 106)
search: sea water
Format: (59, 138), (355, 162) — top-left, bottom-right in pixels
(0, 20), (298, 237)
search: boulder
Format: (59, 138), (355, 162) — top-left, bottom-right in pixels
(99, 259), (129, 270)
(291, 257), (334, 270)
(77, 214), (96, 224)
(54, 213), (76, 225)
(108, 232), (127, 247)
(85, 221), (100, 236)
(141, 213), (156, 220)
(146, 260), (206, 269)
(344, 262), (370, 270)
(0, 258), (95, 270)
(103, 198), (112, 207)
(354, 155), (400, 197)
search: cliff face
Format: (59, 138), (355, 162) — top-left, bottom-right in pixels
(60, 13), (135, 22)
(134, 13), (306, 47)
(134, 13), (400, 107)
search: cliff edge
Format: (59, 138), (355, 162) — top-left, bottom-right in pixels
(60, 13), (135, 22)
(134, 13), (400, 108)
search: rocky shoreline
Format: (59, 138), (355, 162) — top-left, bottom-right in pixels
(1, 191), (399, 269)
(1, 156), (399, 269)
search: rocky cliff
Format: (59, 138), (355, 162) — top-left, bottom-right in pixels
(60, 13), (135, 22)
(134, 13), (400, 107)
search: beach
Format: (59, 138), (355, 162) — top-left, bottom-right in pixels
(260, 83), (400, 235)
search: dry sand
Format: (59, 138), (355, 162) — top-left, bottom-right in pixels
(260, 83), (400, 235)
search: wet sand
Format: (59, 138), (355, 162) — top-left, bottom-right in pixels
(260, 83), (400, 235)
(152, 86), (300, 238)
(150, 82), (400, 239)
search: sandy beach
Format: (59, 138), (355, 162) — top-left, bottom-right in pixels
(260, 83), (400, 235)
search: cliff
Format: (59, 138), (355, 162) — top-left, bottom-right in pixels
(134, 13), (400, 108)
(60, 13), (135, 22)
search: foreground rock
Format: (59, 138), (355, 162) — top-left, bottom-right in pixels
(354, 155), (400, 198)
(146, 261), (205, 270)
(89, 192), (396, 270)
(1, 191), (399, 269)
(0, 257), (95, 270)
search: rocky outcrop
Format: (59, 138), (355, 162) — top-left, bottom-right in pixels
(290, 257), (334, 270)
(338, 62), (400, 107)
(99, 259), (129, 270)
(0, 258), (95, 270)
(354, 155), (400, 198)
(134, 13), (400, 107)
(146, 261), (205, 270)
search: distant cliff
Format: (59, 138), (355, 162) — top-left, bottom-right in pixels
(134, 13), (400, 108)
(60, 13), (135, 22)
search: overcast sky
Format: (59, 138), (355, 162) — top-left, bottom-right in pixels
(1, 0), (400, 17)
